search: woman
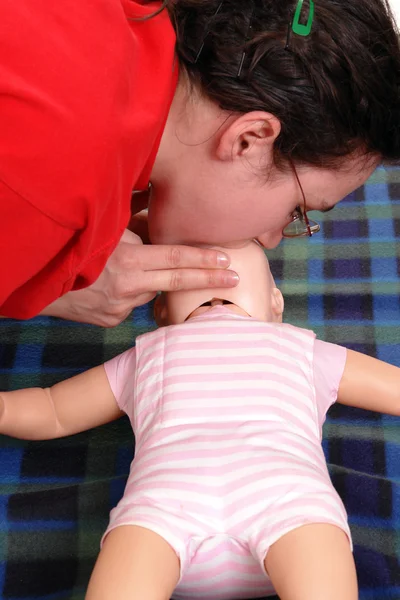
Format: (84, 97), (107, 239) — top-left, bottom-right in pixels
(0, 0), (399, 326)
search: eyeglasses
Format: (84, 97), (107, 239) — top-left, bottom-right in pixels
(282, 160), (320, 238)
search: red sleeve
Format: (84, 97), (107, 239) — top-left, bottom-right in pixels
(0, 0), (177, 318)
(0, 182), (77, 318)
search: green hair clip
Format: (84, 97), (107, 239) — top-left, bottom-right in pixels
(291, 0), (315, 37)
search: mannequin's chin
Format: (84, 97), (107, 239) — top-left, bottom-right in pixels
(187, 303), (250, 320)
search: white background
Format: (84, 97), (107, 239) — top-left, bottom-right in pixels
(390, 0), (400, 26)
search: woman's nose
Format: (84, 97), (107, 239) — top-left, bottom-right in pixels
(256, 232), (283, 250)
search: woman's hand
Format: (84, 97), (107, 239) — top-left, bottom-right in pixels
(41, 229), (238, 327)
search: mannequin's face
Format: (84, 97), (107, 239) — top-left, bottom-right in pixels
(154, 241), (284, 326)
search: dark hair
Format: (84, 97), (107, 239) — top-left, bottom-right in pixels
(164, 0), (400, 168)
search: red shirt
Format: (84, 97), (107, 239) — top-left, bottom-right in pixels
(0, 0), (178, 318)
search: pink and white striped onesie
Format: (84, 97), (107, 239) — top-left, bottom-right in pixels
(103, 306), (351, 600)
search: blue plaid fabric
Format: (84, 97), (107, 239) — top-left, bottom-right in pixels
(0, 165), (399, 599)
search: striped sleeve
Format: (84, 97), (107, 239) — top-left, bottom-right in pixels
(313, 340), (347, 425)
(103, 347), (137, 415)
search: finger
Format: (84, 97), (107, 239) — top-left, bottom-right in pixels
(127, 244), (232, 271)
(136, 268), (240, 294)
(120, 228), (144, 245)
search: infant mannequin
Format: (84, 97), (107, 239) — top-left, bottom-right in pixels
(1, 240), (400, 600)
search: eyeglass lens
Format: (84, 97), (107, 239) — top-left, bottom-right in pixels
(282, 210), (320, 238)
(282, 160), (321, 238)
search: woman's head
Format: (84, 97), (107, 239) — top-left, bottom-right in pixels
(149, 0), (399, 248)
(168, 0), (400, 166)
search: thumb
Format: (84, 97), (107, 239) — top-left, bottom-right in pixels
(128, 211), (150, 244)
(120, 228), (144, 246)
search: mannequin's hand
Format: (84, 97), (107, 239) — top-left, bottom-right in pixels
(41, 229), (237, 327)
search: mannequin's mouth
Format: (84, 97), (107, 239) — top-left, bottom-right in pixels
(199, 299), (234, 307)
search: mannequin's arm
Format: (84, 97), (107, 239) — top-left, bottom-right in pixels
(337, 349), (400, 415)
(0, 365), (123, 440)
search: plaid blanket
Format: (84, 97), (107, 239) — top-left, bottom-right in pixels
(0, 165), (399, 600)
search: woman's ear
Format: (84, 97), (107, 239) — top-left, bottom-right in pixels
(271, 287), (284, 322)
(216, 111), (281, 163)
(153, 293), (169, 327)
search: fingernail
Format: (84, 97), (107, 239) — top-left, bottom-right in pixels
(225, 272), (240, 285)
(217, 252), (230, 267)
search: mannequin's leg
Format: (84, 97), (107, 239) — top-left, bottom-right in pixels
(86, 525), (180, 600)
(264, 524), (357, 600)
